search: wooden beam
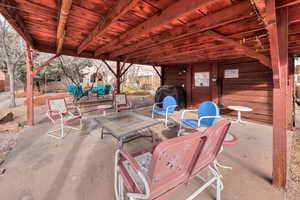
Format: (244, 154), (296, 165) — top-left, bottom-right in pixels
(205, 30), (271, 67)
(102, 60), (117, 77)
(56, 0), (72, 54)
(120, 63), (133, 77)
(277, 0), (300, 9)
(152, 66), (161, 78)
(109, 0), (252, 58)
(77, 0), (139, 54)
(95, 0), (214, 57)
(0, 0), (34, 46)
(26, 45), (34, 126)
(116, 61), (121, 93)
(32, 55), (59, 75)
(252, 0), (289, 188)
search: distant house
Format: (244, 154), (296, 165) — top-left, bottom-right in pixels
(0, 71), (9, 92)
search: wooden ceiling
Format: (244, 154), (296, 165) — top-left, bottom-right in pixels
(0, 0), (300, 65)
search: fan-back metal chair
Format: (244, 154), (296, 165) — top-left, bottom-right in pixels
(152, 96), (177, 127)
(46, 97), (82, 139)
(178, 101), (220, 136)
(114, 120), (231, 200)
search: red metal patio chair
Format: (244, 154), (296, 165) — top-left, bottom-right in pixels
(114, 120), (231, 200)
(114, 93), (131, 112)
(46, 97), (82, 139)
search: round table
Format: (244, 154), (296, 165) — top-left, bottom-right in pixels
(96, 105), (112, 116)
(227, 106), (253, 123)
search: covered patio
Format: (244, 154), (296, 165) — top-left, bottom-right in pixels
(0, 103), (283, 200)
(0, 0), (299, 198)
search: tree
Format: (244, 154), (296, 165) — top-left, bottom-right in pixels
(0, 19), (25, 107)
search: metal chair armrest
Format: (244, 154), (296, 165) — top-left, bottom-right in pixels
(197, 116), (221, 127)
(47, 110), (63, 123)
(166, 104), (177, 114)
(181, 109), (198, 120)
(115, 150), (150, 199)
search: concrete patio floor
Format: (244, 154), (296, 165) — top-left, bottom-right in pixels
(0, 106), (284, 200)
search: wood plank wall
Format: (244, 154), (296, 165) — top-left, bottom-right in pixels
(218, 60), (273, 124)
(162, 59), (274, 124)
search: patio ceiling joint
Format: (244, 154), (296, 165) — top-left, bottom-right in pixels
(204, 30), (271, 67)
(120, 63), (133, 77)
(102, 59), (117, 77)
(31, 55), (60, 76)
(152, 66), (162, 78)
(56, 0), (72, 54)
(77, 0), (140, 55)
(0, 0), (34, 47)
(94, 0), (214, 57)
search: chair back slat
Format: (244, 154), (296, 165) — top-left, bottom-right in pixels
(147, 130), (207, 198)
(115, 93), (127, 106)
(162, 96), (176, 113)
(190, 120), (231, 177)
(198, 101), (220, 126)
(47, 97), (68, 118)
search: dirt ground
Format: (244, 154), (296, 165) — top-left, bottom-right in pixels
(286, 106), (300, 200)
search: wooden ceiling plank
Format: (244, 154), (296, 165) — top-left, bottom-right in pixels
(204, 30), (271, 67)
(56, 0), (72, 54)
(94, 0), (215, 57)
(0, 0), (34, 46)
(276, 0), (300, 8)
(77, 0), (140, 55)
(110, 0), (252, 58)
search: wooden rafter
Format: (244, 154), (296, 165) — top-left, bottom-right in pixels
(94, 0), (214, 57)
(56, 0), (72, 54)
(277, 0), (300, 8)
(152, 66), (162, 78)
(77, 0), (139, 55)
(204, 30), (271, 67)
(32, 55), (59, 75)
(0, 0), (34, 46)
(120, 63), (133, 77)
(110, 0), (252, 58)
(102, 60), (117, 77)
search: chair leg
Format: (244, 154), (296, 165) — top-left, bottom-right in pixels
(165, 115), (168, 128)
(177, 122), (182, 136)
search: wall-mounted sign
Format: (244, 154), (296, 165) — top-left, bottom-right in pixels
(194, 72), (210, 87)
(224, 69), (239, 78)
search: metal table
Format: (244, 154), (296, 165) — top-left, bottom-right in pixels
(91, 112), (161, 148)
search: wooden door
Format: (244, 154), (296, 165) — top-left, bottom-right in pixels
(191, 63), (212, 106)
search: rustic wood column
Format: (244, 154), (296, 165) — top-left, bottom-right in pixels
(185, 64), (192, 107)
(269, 7), (288, 187)
(211, 62), (219, 104)
(116, 61), (121, 93)
(26, 45), (34, 126)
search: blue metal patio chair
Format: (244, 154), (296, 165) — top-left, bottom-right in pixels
(91, 84), (111, 96)
(67, 85), (88, 98)
(178, 101), (220, 136)
(152, 96), (177, 127)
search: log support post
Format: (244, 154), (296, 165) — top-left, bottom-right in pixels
(26, 45), (34, 126)
(268, 7), (289, 188)
(211, 62), (219, 104)
(185, 65), (192, 107)
(116, 61), (121, 93)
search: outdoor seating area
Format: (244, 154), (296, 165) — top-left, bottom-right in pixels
(1, 0), (300, 199)
(0, 99), (284, 200)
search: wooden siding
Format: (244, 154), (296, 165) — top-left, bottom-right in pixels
(162, 60), (274, 124)
(219, 60), (273, 124)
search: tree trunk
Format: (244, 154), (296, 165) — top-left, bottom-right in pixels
(8, 68), (16, 108)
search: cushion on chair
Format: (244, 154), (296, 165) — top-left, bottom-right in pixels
(120, 152), (152, 193)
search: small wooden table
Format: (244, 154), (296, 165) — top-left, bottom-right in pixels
(227, 105), (253, 123)
(96, 104), (112, 116)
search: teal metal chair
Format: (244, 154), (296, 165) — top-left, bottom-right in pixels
(67, 85), (88, 98)
(91, 84), (111, 96)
